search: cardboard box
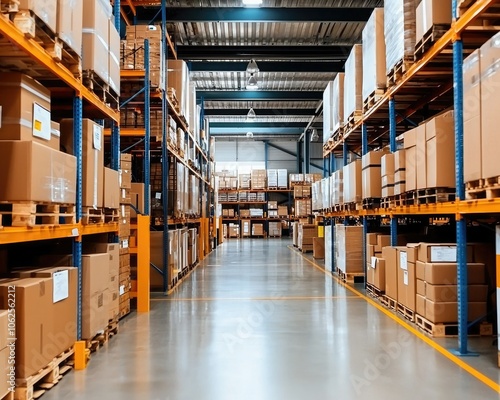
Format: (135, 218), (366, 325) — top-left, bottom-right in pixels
(367, 233), (378, 245)
(60, 119), (104, 208)
(415, 124), (427, 190)
(426, 111), (455, 189)
(367, 257), (386, 290)
(313, 237), (325, 259)
(0, 141), (76, 204)
(416, 0), (452, 43)
(84, 243), (120, 281)
(463, 49), (482, 182)
(404, 128), (417, 192)
(0, 278), (54, 379)
(382, 175), (395, 197)
(0, 73), (58, 150)
(362, 8), (386, 101)
(82, 0), (111, 84)
(417, 243), (474, 263)
(344, 44), (363, 118)
(107, 289), (119, 321)
(375, 235), (391, 253)
(19, 0), (57, 33)
(480, 32), (500, 179)
(343, 160), (362, 203)
(131, 183), (150, 217)
(416, 261), (426, 280)
(362, 150), (389, 199)
(426, 284), (488, 303)
(108, 18), (121, 95)
(56, 0), (83, 57)
(424, 262), (486, 285)
(425, 299), (486, 324)
(381, 153), (395, 178)
(382, 246), (400, 300)
(416, 279), (426, 296)
(104, 167), (120, 209)
(120, 168), (131, 190)
(397, 247), (417, 310)
(416, 294), (426, 317)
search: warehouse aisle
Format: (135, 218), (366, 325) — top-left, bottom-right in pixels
(44, 240), (499, 400)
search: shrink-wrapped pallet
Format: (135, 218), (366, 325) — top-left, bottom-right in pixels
(332, 73), (345, 134)
(321, 178), (330, 210)
(384, 0), (417, 74)
(335, 225), (363, 274)
(323, 81), (335, 144)
(343, 160), (362, 204)
(344, 45), (363, 120)
(362, 8), (387, 102)
(312, 181), (322, 211)
(332, 169), (344, 205)
(325, 225), (332, 271)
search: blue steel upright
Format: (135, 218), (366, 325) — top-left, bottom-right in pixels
(304, 130), (310, 173)
(343, 142), (348, 227)
(389, 98), (398, 246)
(73, 96), (83, 340)
(144, 39), (151, 215)
(361, 124), (368, 284)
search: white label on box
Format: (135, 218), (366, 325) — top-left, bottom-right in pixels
(71, 228), (79, 237)
(32, 103), (51, 140)
(155, 192), (161, 199)
(93, 124), (102, 151)
(53, 270), (69, 303)
(403, 270), (409, 286)
(122, 239), (129, 249)
(400, 252), (408, 271)
(119, 285), (125, 295)
(371, 257), (377, 269)
(430, 246), (457, 262)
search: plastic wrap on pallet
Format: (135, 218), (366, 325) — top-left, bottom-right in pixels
(184, 166), (189, 213)
(57, 0), (83, 57)
(344, 44), (363, 120)
(384, 0), (417, 74)
(108, 19), (121, 95)
(169, 60), (190, 121)
(332, 169), (344, 205)
(416, 0), (452, 43)
(343, 160), (362, 204)
(323, 81), (335, 144)
(362, 8), (387, 101)
(321, 178), (330, 209)
(277, 169), (288, 188)
(267, 169), (278, 188)
(332, 73), (345, 134)
(325, 225), (332, 270)
(19, 0), (58, 33)
(312, 181), (321, 211)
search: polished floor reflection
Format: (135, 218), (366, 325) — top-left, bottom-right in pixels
(44, 239), (500, 400)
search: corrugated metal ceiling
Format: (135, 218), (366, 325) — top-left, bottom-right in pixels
(204, 100), (319, 109)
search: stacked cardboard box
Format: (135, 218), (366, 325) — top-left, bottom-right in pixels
(344, 44), (363, 120)
(278, 205), (288, 217)
(295, 199), (312, 217)
(394, 150), (406, 195)
(304, 174), (322, 184)
(366, 233), (392, 290)
(416, 0), (452, 45)
(252, 224), (264, 236)
(251, 170), (267, 189)
(104, 167), (120, 210)
(241, 220), (251, 237)
(268, 222), (282, 237)
(343, 160), (362, 204)
(362, 149), (389, 200)
(362, 8), (386, 102)
(229, 223), (240, 238)
(123, 25), (164, 89)
(414, 243), (487, 324)
(381, 153), (395, 198)
(17, 0), (57, 34)
(56, 0), (83, 58)
(168, 60), (191, 122)
(119, 153), (132, 317)
(239, 174), (251, 189)
(298, 224), (318, 251)
(150, 231), (177, 290)
(289, 174), (304, 186)
(335, 225), (363, 274)
(294, 186), (311, 199)
(313, 237), (325, 260)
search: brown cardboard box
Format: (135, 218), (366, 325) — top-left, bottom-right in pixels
(108, 19), (121, 95)
(425, 300), (486, 324)
(382, 246), (399, 300)
(19, 0), (57, 33)
(120, 168), (131, 189)
(397, 247), (416, 311)
(416, 294), (426, 317)
(382, 175), (395, 197)
(0, 141), (76, 204)
(375, 235), (391, 253)
(426, 111), (455, 189)
(463, 50), (482, 182)
(416, 279), (426, 296)
(131, 183), (150, 217)
(82, 254), (110, 338)
(367, 233), (378, 245)
(0, 278), (53, 379)
(0, 73), (58, 149)
(84, 243), (120, 281)
(394, 150), (406, 195)
(417, 243), (474, 263)
(107, 289), (119, 321)
(404, 128), (417, 191)
(367, 257), (385, 290)
(480, 32), (500, 179)
(381, 153), (395, 178)
(252, 224), (264, 236)
(104, 167), (120, 209)
(56, 0), (83, 57)
(416, 0), (452, 43)
(415, 124), (427, 190)
(313, 237), (325, 259)
(416, 261), (426, 280)
(424, 262), (486, 285)
(362, 150), (389, 199)
(82, 0), (110, 84)
(426, 284), (488, 302)
(60, 119), (104, 208)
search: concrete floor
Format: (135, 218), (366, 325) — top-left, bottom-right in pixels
(44, 239), (500, 400)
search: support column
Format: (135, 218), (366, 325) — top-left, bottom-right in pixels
(389, 98), (398, 246)
(343, 142), (348, 227)
(304, 130), (311, 174)
(137, 215), (151, 312)
(296, 141), (302, 173)
(361, 124), (368, 284)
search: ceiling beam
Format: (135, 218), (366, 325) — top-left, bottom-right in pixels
(210, 127), (304, 135)
(178, 45), (351, 60)
(189, 61), (343, 73)
(135, 7), (374, 23)
(204, 108), (315, 116)
(197, 91), (323, 101)
(210, 122), (308, 129)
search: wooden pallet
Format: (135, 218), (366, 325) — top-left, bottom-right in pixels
(416, 314), (493, 338)
(397, 303), (415, 322)
(82, 207), (105, 225)
(380, 295), (397, 311)
(85, 318), (119, 353)
(414, 24), (451, 61)
(82, 70), (119, 109)
(362, 198), (381, 210)
(416, 187), (456, 204)
(14, 347), (74, 400)
(366, 283), (384, 299)
(466, 176), (500, 199)
(338, 270), (365, 284)
(363, 89), (385, 112)
(346, 111), (363, 129)
(0, 202), (75, 227)
(104, 208), (120, 223)
(387, 58), (413, 87)
(299, 245), (314, 253)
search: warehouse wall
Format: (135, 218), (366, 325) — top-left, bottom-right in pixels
(214, 139), (324, 174)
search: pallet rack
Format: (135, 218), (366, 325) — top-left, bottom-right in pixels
(322, 0), (500, 358)
(108, 0), (213, 296)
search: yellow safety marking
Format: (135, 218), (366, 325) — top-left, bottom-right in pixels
(152, 296), (359, 302)
(288, 246), (500, 393)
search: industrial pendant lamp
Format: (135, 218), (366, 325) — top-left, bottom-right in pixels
(246, 59), (260, 74)
(243, 0), (263, 6)
(246, 74), (259, 90)
(246, 107), (256, 121)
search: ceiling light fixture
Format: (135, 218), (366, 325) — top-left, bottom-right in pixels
(246, 74), (259, 90)
(242, 0), (263, 5)
(246, 59), (260, 74)
(246, 107), (256, 121)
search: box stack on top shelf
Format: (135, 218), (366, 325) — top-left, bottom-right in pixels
(344, 43), (364, 128)
(251, 170), (267, 190)
(415, 0), (452, 60)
